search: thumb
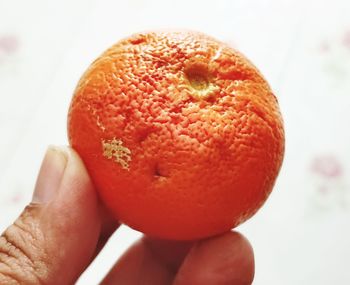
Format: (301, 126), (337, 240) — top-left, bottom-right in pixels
(0, 146), (102, 285)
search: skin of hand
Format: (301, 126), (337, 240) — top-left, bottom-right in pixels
(0, 146), (255, 285)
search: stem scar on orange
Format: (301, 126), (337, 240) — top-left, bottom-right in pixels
(68, 31), (285, 240)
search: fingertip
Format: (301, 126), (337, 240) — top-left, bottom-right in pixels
(174, 231), (255, 285)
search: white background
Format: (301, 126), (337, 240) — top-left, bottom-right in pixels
(1, 0), (350, 284)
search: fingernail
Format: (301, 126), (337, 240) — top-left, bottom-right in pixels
(32, 146), (68, 204)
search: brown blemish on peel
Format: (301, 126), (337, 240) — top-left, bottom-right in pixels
(102, 138), (131, 170)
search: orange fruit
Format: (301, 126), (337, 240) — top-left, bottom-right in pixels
(68, 31), (284, 240)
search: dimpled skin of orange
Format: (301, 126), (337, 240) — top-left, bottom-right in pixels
(68, 31), (284, 240)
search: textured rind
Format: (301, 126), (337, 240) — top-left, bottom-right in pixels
(68, 31), (285, 240)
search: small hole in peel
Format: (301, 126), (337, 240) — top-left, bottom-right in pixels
(154, 163), (168, 178)
(137, 129), (150, 143)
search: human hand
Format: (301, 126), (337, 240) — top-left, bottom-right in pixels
(0, 146), (254, 285)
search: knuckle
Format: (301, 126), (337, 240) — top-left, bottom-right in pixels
(0, 205), (47, 285)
